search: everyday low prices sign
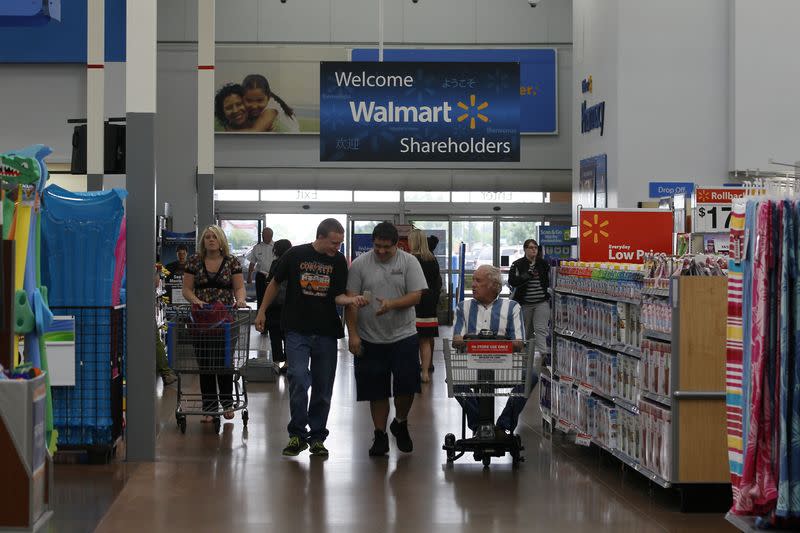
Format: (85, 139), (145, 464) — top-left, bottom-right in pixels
(320, 62), (520, 162)
(693, 187), (745, 233)
(466, 340), (514, 370)
(579, 209), (673, 263)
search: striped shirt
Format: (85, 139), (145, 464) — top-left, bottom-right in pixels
(454, 297), (525, 339)
(522, 269), (547, 303)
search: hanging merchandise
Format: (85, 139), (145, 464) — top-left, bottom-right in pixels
(39, 185), (127, 451)
(726, 178), (800, 527)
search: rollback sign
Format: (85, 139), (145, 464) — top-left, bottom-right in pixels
(320, 62), (520, 162)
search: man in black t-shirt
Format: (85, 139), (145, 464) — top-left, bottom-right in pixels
(255, 218), (367, 457)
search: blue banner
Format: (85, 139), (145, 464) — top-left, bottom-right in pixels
(320, 61), (520, 162)
(648, 182), (694, 198)
(0, 0), (125, 62)
(351, 234), (373, 260)
(352, 48), (556, 134)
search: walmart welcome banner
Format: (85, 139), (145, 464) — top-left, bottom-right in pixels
(320, 62), (520, 162)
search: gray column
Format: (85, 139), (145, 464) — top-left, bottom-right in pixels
(87, 0), (104, 192)
(126, 0), (157, 462)
(197, 172), (215, 231)
(87, 174), (103, 191)
(197, 0), (215, 231)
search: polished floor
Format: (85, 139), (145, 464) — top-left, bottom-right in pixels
(49, 330), (735, 533)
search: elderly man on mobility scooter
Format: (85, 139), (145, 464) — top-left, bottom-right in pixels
(445, 264), (540, 466)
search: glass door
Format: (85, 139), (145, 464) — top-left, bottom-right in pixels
(451, 218), (494, 300)
(499, 218), (543, 294)
(348, 215), (398, 260)
(219, 219), (262, 301)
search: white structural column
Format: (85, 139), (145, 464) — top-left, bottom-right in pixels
(87, 0), (105, 191)
(126, 0), (157, 462)
(196, 0), (216, 233)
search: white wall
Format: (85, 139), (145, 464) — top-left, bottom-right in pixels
(616, 0), (730, 208)
(0, 62), (125, 164)
(158, 0), (573, 45)
(573, 0), (730, 218)
(572, 0), (618, 219)
(732, 0), (800, 171)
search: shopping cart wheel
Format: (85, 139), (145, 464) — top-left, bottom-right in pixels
(482, 455), (491, 468)
(213, 417), (221, 434)
(242, 410), (249, 427)
(444, 433), (456, 463)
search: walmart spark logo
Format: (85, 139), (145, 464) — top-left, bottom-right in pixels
(582, 214), (609, 244)
(457, 95), (489, 129)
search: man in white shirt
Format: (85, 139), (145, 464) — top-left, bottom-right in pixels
(452, 264), (537, 436)
(247, 227), (275, 311)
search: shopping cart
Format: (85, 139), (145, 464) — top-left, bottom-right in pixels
(442, 332), (536, 467)
(166, 304), (250, 434)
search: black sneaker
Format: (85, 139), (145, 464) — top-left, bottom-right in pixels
(309, 441), (329, 457)
(369, 429), (389, 456)
(390, 419), (413, 453)
(282, 436), (308, 456)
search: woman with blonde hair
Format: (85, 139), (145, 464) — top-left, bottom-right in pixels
(408, 228), (442, 383)
(182, 225), (247, 423)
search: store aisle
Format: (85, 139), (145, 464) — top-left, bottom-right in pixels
(52, 339), (734, 533)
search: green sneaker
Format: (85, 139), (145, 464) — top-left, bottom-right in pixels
(282, 436), (308, 456)
(309, 441), (329, 457)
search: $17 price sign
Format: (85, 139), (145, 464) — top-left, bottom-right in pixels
(694, 205), (732, 233)
(693, 187), (745, 233)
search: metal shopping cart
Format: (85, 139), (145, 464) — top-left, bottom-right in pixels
(442, 332), (536, 467)
(166, 304), (250, 434)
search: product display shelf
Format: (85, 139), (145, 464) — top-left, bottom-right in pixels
(612, 448), (671, 489)
(549, 272), (730, 487)
(554, 287), (640, 306)
(724, 512), (759, 532)
(552, 369), (613, 403)
(553, 326), (641, 359)
(613, 396), (640, 415)
(642, 287), (670, 298)
(643, 328), (672, 342)
(641, 390), (672, 408)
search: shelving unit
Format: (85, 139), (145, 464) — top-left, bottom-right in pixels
(545, 266), (730, 488)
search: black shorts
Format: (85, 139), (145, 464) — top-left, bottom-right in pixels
(354, 335), (421, 401)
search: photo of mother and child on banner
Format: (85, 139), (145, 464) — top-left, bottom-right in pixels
(215, 74), (317, 133)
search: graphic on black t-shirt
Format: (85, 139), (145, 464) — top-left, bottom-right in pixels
(298, 260), (334, 297)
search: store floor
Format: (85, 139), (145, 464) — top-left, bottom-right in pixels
(50, 332), (735, 533)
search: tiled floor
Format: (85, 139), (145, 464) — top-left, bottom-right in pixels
(49, 331), (735, 533)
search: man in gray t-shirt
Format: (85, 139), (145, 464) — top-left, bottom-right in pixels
(346, 222), (428, 457)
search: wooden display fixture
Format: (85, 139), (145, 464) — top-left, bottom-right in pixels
(1, 240), (14, 370)
(671, 276), (729, 484)
(0, 373), (54, 531)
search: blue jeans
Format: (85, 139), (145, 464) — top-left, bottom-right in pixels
(455, 370), (539, 433)
(285, 331), (338, 442)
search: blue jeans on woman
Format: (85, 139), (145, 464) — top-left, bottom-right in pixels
(285, 331), (338, 443)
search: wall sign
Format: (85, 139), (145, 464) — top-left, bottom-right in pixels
(352, 48), (557, 134)
(649, 182), (694, 198)
(320, 61), (520, 162)
(693, 187), (746, 233)
(539, 225), (576, 261)
(581, 100), (605, 136)
(579, 209), (673, 263)
(581, 75), (593, 94)
(579, 154), (607, 208)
